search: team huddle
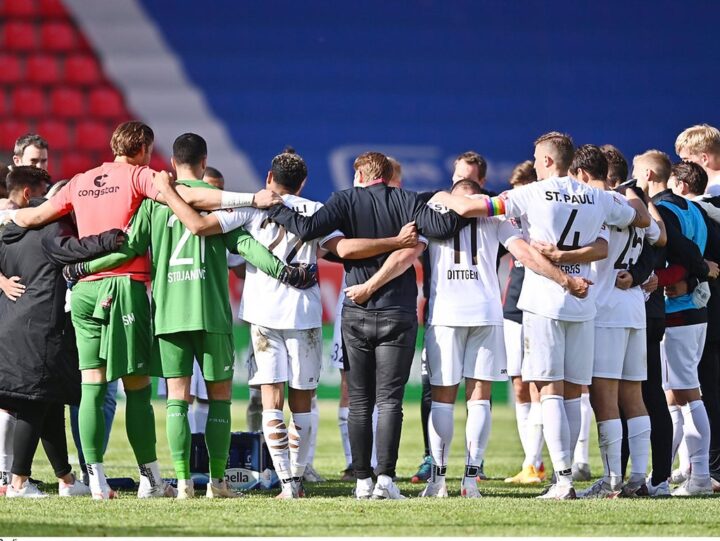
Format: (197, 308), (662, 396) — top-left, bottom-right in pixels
(1, 120), (720, 502)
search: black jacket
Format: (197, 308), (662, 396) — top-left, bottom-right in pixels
(0, 199), (121, 406)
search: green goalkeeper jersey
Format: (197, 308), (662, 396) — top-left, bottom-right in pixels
(85, 179), (284, 335)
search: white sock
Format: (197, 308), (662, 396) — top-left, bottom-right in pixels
(682, 400), (711, 478)
(573, 393), (591, 464)
(193, 401), (209, 434)
(86, 463), (108, 493)
(597, 419), (623, 488)
(307, 396), (320, 466)
(466, 400), (492, 467)
(262, 409), (291, 481)
(139, 460), (163, 488)
(564, 397), (582, 463)
(540, 395), (571, 481)
(428, 401), (454, 474)
(188, 403), (198, 433)
(668, 404), (687, 472)
(370, 405), (378, 469)
(338, 406), (352, 468)
(515, 402), (531, 466)
(289, 412), (313, 478)
(627, 415), (651, 480)
(0, 409), (16, 474)
(527, 401), (544, 469)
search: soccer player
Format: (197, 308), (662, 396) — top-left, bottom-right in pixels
(675, 124), (720, 196)
(601, 144), (629, 189)
(434, 132), (651, 499)
(419, 179), (589, 498)
(8, 121), (277, 499)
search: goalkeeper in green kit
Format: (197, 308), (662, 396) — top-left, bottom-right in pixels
(67, 133), (317, 498)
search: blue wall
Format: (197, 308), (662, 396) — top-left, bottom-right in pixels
(141, 0), (720, 200)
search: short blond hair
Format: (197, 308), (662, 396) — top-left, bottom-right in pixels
(110, 121), (154, 158)
(675, 124), (720, 156)
(353, 152), (393, 183)
(508, 160), (536, 186)
(534, 131), (574, 170)
(633, 150), (671, 183)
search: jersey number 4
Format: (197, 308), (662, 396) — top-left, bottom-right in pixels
(558, 209), (582, 251)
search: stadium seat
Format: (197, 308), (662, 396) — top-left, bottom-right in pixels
(88, 87), (125, 119)
(0, 0), (39, 17)
(0, 54), (23, 84)
(59, 152), (93, 180)
(26, 54), (61, 85)
(2, 21), (39, 51)
(50, 87), (85, 117)
(0, 89), (6, 116)
(64, 55), (102, 85)
(38, 0), (68, 18)
(11, 87), (46, 117)
(75, 120), (109, 151)
(36, 119), (72, 151)
(40, 21), (77, 52)
(149, 154), (171, 172)
(0, 119), (30, 150)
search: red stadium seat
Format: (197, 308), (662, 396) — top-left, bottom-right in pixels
(0, 54), (23, 84)
(36, 119), (71, 151)
(149, 154), (171, 172)
(38, 0), (68, 18)
(50, 87), (85, 117)
(11, 87), (46, 117)
(64, 55), (102, 85)
(40, 21), (77, 52)
(75, 120), (109, 151)
(88, 87), (125, 119)
(59, 152), (93, 179)
(0, 119), (31, 150)
(0, 0), (39, 17)
(0, 89), (6, 116)
(2, 21), (39, 51)
(26, 54), (61, 85)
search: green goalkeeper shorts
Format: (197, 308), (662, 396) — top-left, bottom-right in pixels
(154, 331), (234, 382)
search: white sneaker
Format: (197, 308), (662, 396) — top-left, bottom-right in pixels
(354, 477), (374, 500)
(461, 479), (482, 498)
(137, 479), (177, 498)
(578, 478), (620, 499)
(207, 480), (241, 498)
(645, 476), (671, 497)
(6, 480), (48, 498)
(536, 483), (576, 500)
(177, 479), (195, 499)
(419, 478), (448, 498)
(371, 475), (405, 500)
(91, 484), (116, 500)
(303, 464), (326, 483)
(59, 474), (91, 497)
(672, 476), (713, 497)
(670, 468), (690, 484)
(571, 462), (591, 482)
(275, 479), (302, 499)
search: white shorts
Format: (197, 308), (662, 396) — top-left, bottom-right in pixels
(522, 312), (594, 385)
(593, 327), (647, 381)
(156, 360), (208, 399)
(503, 319), (523, 377)
(329, 312), (344, 370)
(248, 325), (322, 390)
(425, 324), (507, 386)
(661, 323), (707, 391)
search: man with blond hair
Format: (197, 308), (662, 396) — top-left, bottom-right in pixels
(675, 124), (720, 196)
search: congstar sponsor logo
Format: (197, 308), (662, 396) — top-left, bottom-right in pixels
(79, 174), (119, 197)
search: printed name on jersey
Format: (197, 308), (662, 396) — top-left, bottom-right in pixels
(544, 191), (595, 204)
(447, 269), (479, 280)
(168, 268), (207, 283)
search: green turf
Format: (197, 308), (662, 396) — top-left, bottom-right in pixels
(1, 400), (718, 536)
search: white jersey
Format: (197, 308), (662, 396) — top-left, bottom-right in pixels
(214, 194), (334, 330)
(502, 176), (636, 322)
(594, 209), (661, 329)
(427, 201), (522, 326)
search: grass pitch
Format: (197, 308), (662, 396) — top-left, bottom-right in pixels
(1, 399), (719, 537)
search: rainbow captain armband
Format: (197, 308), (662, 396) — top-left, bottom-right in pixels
(485, 196), (506, 217)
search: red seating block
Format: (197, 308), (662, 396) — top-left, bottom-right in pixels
(0, 0), (39, 17)
(59, 152), (94, 180)
(88, 87), (125, 119)
(64, 55), (102, 85)
(0, 88), (6, 116)
(149, 154), (170, 172)
(40, 21), (77, 52)
(2, 21), (39, 51)
(36, 119), (71, 151)
(26, 54), (61, 85)
(50, 87), (85, 118)
(0, 119), (31, 150)
(11, 87), (46, 117)
(0, 54), (23, 84)
(75, 120), (109, 151)
(38, 0), (68, 18)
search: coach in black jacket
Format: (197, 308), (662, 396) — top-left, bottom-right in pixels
(267, 152), (466, 498)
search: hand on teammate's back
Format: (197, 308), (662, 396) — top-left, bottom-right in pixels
(152, 170), (175, 193)
(565, 276), (592, 298)
(614, 271), (634, 290)
(278, 262), (318, 289)
(705, 259), (719, 279)
(253, 189), (283, 209)
(0, 274), (25, 301)
(396, 221), (418, 248)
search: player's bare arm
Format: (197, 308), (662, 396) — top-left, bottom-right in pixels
(648, 203), (667, 247)
(323, 222), (418, 259)
(344, 243), (426, 305)
(151, 171), (224, 235)
(623, 188), (651, 228)
(531, 237), (609, 264)
(429, 191), (501, 219)
(12, 199), (64, 228)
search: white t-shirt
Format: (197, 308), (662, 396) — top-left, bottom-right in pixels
(214, 194), (335, 330)
(427, 201), (522, 326)
(502, 176), (637, 322)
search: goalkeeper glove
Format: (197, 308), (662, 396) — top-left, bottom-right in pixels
(278, 263), (318, 289)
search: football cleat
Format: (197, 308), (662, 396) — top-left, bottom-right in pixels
(59, 473), (92, 497)
(303, 464), (326, 483)
(91, 484), (117, 500)
(536, 483), (576, 500)
(578, 479), (620, 499)
(645, 476), (671, 497)
(671, 476), (713, 497)
(537, 462), (547, 481)
(275, 479), (302, 499)
(372, 475), (406, 500)
(618, 478), (648, 498)
(418, 479), (448, 498)
(6, 480), (48, 498)
(461, 479), (482, 498)
(411, 455), (433, 484)
(504, 464), (543, 484)
(138, 480), (177, 499)
(571, 462), (591, 482)
(207, 480), (242, 498)
(177, 479), (195, 499)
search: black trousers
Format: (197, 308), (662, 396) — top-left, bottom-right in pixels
(12, 400), (71, 479)
(342, 306), (417, 480)
(698, 337), (720, 480)
(420, 345), (432, 457)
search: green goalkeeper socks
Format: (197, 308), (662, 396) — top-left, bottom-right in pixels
(79, 382), (108, 464)
(166, 399), (191, 480)
(125, 384), (157, 465)
(206, 399), (231, 480)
